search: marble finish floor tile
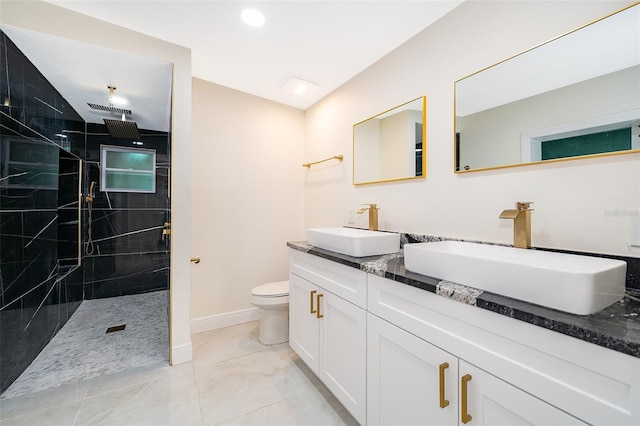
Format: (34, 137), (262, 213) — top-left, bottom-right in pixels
(0, 321), (356, 426)
(2, 291), (169, 398)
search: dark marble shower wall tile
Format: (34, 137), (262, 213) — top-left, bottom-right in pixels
(81, 185), (170, 211)
(0, 275), (62, 392)
(20, 268), (57, 309)
(0, 212), (25, 262)
(58, 155), (81, 208)
(0, 259), (38, 308)
(83, 252), (169, 299)
(0, 306), (28, 391)
(86, 209), (168, 255)
(58, 196), (80, 265)
(58, 267), (84, 309)
(22, 210), (57, 260)
(0, 187), (59, 211)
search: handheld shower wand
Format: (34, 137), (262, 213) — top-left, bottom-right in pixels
(85, 181), (95, 203)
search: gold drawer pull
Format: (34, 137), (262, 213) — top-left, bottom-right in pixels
(310, 290), (317, 314)
(439, 362), (450, 408)
(461, 373), (472, 424)
(316, 293), (324, 318)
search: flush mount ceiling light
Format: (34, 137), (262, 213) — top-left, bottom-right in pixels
(241, 8), (265, 27)
(283, 77), (319, 96)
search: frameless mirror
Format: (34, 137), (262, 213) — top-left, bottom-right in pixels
(455, 3), (640, 172)
(353, 96), (426, 185)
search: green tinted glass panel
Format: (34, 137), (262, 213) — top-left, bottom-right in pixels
(542, 128), (631, 160)
(105, 171), (154, 191)
(105, 151), (154, 171)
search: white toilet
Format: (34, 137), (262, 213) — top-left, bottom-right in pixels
(251, 280), (289, 345)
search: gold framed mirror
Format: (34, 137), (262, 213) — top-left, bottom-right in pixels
(353, 96), (426, 185)
(454, 2), (640, 173)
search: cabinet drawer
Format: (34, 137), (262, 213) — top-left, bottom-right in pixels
(290, 250), (367, 308)
(368, 274), (640, 426)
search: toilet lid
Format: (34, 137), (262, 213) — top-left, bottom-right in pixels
(252, 280), (289, 297)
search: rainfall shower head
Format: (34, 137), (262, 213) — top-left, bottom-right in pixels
(89, 86), (141, 140)
(87, 85), (132, 116)
(104, 119), (141, 140)
(87, 102), (132, 115)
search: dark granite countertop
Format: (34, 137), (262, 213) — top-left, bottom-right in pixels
(288, 241), (640, 359)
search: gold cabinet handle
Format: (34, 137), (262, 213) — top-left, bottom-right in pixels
(439, 362), (450, 408)
(190, 257), (200, 264)
(310, 290), (317, 314)
(316, 293), (324, 318)
(461, 373), (473, 424)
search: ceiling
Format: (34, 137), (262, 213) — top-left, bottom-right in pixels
(3, 1), (464, 132)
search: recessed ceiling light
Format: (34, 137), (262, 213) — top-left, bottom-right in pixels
(241, 9), (265, 27)
(283, 77), (319, 97)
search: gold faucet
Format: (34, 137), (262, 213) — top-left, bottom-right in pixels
(499, 202), (534, 249)
(357, 203), (379, 231)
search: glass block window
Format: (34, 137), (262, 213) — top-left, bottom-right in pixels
(100, 145), (156, 193)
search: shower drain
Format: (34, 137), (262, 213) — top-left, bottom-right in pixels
(106, 324), (126, 333)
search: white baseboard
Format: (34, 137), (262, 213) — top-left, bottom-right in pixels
(190, 307), (261, 335)
(171, 342), (193, 365)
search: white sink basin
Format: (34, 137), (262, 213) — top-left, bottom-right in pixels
(403, 241), (627, 315)
(306, 227), (400, 257)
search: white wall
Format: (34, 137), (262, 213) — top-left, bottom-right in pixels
(0, 0), (193, 363)
(190, 79), (305, 322)
(304, 0), (640, 257)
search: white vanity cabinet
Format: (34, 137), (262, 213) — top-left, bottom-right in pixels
(368, 274), (640, 426)
(460, 361), (585, 426)
(289, 251), (367, 424)
(367, 313), (584, 426)
(367, 313), (459, 425)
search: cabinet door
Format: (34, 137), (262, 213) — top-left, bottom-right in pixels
(368, 313), (458, 426)
(289, 273), (320, 373)
(459, 361), (586, 426)
(319, 291), (367, 425)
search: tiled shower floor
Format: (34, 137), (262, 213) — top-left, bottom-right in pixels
(1, 290), (169, 398)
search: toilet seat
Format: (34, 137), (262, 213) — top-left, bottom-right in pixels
(251, 280), (289, 297)
(251, 280), (290, 345)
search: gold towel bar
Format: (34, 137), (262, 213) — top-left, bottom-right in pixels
(302, 155), (343, 168)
